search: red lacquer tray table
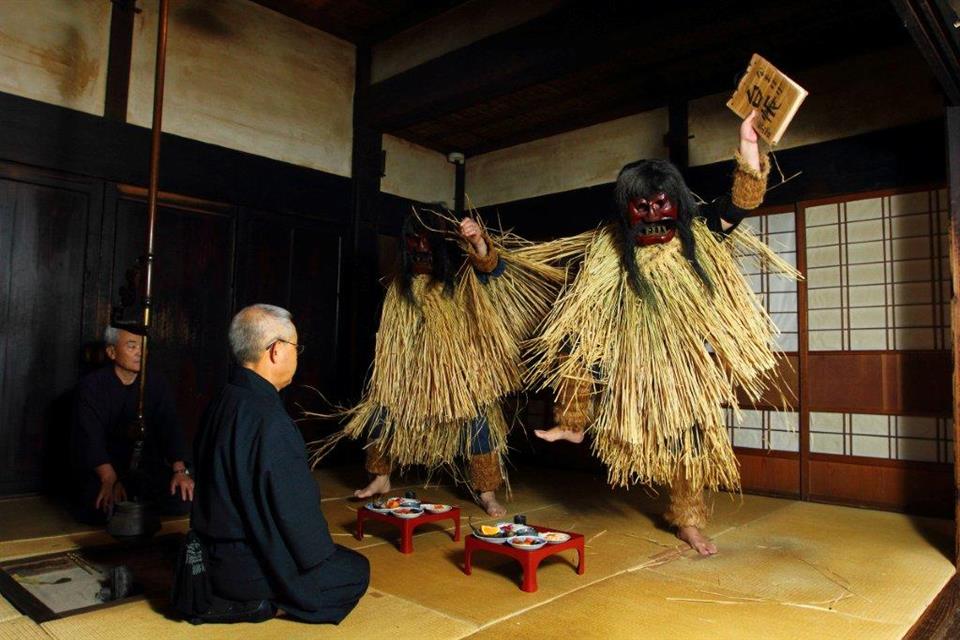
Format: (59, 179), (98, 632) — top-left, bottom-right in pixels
(463, 525), (585, 592)
(355, 506), (461, 554)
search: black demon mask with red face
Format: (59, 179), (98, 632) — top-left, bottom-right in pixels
(404, 230), (433, 275)
(613, 159), (712, 297)
(399, 209), (456, 301)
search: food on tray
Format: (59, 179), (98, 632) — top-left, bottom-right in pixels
(385, 497), (404, 509)
(480, 525), (501, 536)
(507, 535), (547, 550)
(542, 531), (571, 544)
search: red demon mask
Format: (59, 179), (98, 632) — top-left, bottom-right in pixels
(627, 192), (678, 246)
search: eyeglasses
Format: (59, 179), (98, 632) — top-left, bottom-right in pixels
(265, 338), (305, 355)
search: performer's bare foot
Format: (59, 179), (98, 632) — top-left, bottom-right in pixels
(354, 474), (391, 499)
(477, 491), (506, 517)
(533, 427), (584, 444)
(677, 525), (718, 556)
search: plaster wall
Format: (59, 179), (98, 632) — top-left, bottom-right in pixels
(381, 135), (455, 206)
(129, 0), (356, 177)
(0, 0), (110, 116)
(466, 109), (668, 208)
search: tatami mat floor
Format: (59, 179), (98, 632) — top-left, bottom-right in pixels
(0, 467), (953, 639)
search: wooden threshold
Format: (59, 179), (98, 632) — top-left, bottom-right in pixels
(904, 573), (960, 640)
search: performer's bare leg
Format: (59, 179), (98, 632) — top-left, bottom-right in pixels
(470, 452), (506, 517)
(534, 427), (584, 443)
(477, 491), (506, 517)
(665, 471), (716, 556)
(354, 474), (391, 499)
(355, 445), (392, 499)
(676, 525), (716, 556)
(535, 375), (589, 444)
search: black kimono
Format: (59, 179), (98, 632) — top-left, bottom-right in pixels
(191, 367), (369, 624)
(71, 365), (190, 524)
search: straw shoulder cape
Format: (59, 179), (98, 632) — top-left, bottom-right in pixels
(527, 219), (799, 491)
(338, 233), (565, 473)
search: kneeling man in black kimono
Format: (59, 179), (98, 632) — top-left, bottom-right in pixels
(191, 303), (370, 624)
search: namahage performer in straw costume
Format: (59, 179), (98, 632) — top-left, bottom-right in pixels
(528, 111), (799, 554)
(317, 208), (563, 516)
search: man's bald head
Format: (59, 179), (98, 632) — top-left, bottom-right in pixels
(228, 304), (295, 366)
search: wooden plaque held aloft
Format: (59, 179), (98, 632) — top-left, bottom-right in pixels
(727, 53), (808, 146)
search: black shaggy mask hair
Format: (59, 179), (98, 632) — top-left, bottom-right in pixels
(612, 159), (713, 299)
(398, 208), (457, 302)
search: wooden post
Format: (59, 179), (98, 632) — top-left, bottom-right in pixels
(132, 0), (169, 469)
(105, 0), (137, 122)
(948, 106), (960, 569)
(666, 98), (689, 176)
(345, 46), (384, 393)
(454, 157), (466, 217)
(796, 204), (810, 500)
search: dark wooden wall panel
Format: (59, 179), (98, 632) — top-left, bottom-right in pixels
(0, 169), (103, 495)
(235, 216), (292, 309)
(288, 226), (342, 400)
(108, 190), (235, 444)
(236, 209), (351, 457)
(0, 93), (371, 496)
(236, 210), (345, 397)
(0, 92), (352, 225)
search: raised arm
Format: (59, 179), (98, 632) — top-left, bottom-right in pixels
(710, 110), (771, 234)
(459, 217), (502, 275)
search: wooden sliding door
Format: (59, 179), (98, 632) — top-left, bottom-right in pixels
(0, 163), (104, 495)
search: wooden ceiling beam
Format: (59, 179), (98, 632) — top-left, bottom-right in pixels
(250, 0), (466, 45)
(389, 13), (907, 155)
(364, 0), (470, 44)
(889, 0), (960, 104)
(366, 0), (899, 135)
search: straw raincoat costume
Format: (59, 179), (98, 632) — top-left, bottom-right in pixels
(328, 215), (565, 493)
(528, 153), (798, 528)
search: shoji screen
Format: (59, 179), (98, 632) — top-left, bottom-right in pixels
(730, 188), (953, 514)
(801, 189), (953, 514)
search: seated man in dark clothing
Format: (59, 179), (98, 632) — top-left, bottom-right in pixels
(190, 304), (369, 624)
(71, 325), (193, 525)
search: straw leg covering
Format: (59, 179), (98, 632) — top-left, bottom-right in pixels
(554, 373), (592, 433)
(664, 470), (709, 529)
(469, 452), (503, 493)
(364, 443), (393, 476)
